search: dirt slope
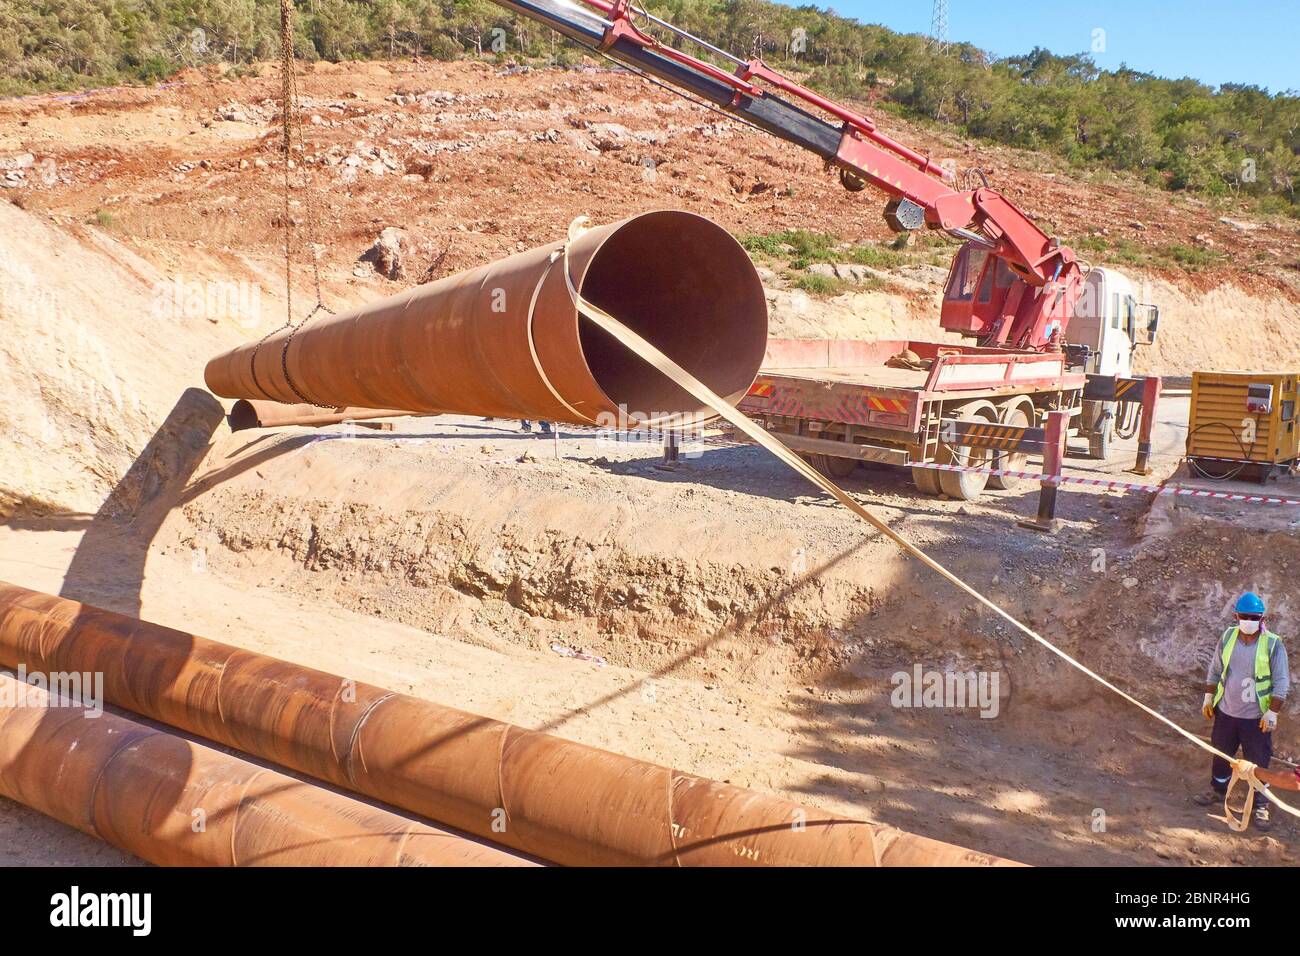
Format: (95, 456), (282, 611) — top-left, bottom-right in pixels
(0, 200), (237, 517)
(4, 58), (1296, 377)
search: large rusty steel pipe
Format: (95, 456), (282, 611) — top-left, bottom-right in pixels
(0, 583), (1016, 866)
(227, 400), (418, 431)
(204, 211), (769, 427)
(0, 671), (532, 867)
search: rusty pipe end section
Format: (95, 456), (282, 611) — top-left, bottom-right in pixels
(567, 210), (768, 426)
(227, 400), (417, 431)
(204, 211), (768, 428)
(0, 670), (534, 867)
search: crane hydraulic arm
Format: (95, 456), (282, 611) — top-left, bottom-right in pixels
(488, 0), (1084, 352)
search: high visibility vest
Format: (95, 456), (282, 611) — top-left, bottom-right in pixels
(1212, 626), (1278, 715)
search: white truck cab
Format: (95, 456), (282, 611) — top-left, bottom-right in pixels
(1064, 267), (1160, 377)
(1064, 266), (1160, 457)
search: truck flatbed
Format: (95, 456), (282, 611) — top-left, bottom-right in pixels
(761, 365), (930, 389)
(741, 338), (1084, 435)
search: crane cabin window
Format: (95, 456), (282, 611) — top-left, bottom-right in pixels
(975, 256), (1018, 304)
(944, 247), (989, 302)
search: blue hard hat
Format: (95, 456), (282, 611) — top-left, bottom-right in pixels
(1236, 592), (1266, 615)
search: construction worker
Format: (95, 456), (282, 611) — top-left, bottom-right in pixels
(1194, 592), (1289, 831)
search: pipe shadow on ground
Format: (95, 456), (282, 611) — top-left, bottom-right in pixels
(55, 388), (227, 617)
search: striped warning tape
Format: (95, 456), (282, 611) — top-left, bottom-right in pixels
(910, 460), (1300, 505)
(942, 419), (1043, 450)
(867, 395), (909, 413)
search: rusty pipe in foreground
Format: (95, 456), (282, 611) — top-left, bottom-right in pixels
(0, 671), (532, 867)
(227, 400), (418, 431)
(204, 211), (768, 427)
(0, 583), (1016, 866)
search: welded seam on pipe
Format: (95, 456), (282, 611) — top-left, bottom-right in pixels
(393, 821), (415, 866)
(281, 323), (333, 410)
(214, 646), (231, 731)
(494, 724), (512, 839)
(665, 770), (682, 867)
(83, 721), (154, 848)
(865, 825), (881, 866)
(37, 611), (60, 665)
(527, 252), (592, 424)
(466, 270), (532, 417)
(229, 766), (275, 866)
(341, 691), (396, 787)
(247, 329), (278, 402)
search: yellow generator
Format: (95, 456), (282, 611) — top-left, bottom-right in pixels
(1187, 371), (1300, 481)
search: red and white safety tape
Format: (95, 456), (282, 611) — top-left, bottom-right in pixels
(910, 460), (1300, 505)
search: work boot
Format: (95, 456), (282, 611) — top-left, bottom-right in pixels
(1193, 790), (1224, 807)
(1254, 803), (1272, 832)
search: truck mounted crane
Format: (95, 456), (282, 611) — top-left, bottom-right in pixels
(490, 0), (1161, 499)
(494, 0), (1090, 346)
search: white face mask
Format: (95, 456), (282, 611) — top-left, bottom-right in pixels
(1238, 619), (1261, 635)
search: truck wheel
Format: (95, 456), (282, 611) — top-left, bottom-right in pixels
(810, 454), (858, 479)
(1088, 425), (1111, 460)
(912, 465), (942, 495)
(988, 400), (1033, 491)
(938, 401), (997, 501)
(1088, 409), (1113, 460)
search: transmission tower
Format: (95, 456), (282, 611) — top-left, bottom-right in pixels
(929, 0), (949, 54)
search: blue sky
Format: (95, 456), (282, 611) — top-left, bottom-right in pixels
(811, 1), (1299, 94)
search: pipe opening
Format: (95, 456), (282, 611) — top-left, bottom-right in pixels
(227, 400), (260, 432)
(577, 211), (768, 424)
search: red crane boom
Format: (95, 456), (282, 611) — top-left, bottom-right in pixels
(493, 0), (1085, 352)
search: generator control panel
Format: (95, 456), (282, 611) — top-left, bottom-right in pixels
(1247, 383), (1274, 414)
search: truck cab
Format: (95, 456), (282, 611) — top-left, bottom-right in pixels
(1063, 267), (1159, 377)
(1063, 266), (1160, 457)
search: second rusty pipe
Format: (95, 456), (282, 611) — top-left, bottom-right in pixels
(0, 672), (532, 867)
(204, 211), (769, 427)
(0, 583), (1016, 866)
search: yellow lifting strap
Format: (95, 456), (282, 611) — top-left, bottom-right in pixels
(559, 217), (1299, 835)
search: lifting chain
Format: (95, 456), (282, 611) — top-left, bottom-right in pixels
(249, 0), (334, 408)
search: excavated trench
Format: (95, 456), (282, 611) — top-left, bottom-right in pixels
(162, 464), (1088, 723)
(161, 441), (1300, 753)
(173, 487), (886, 683)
